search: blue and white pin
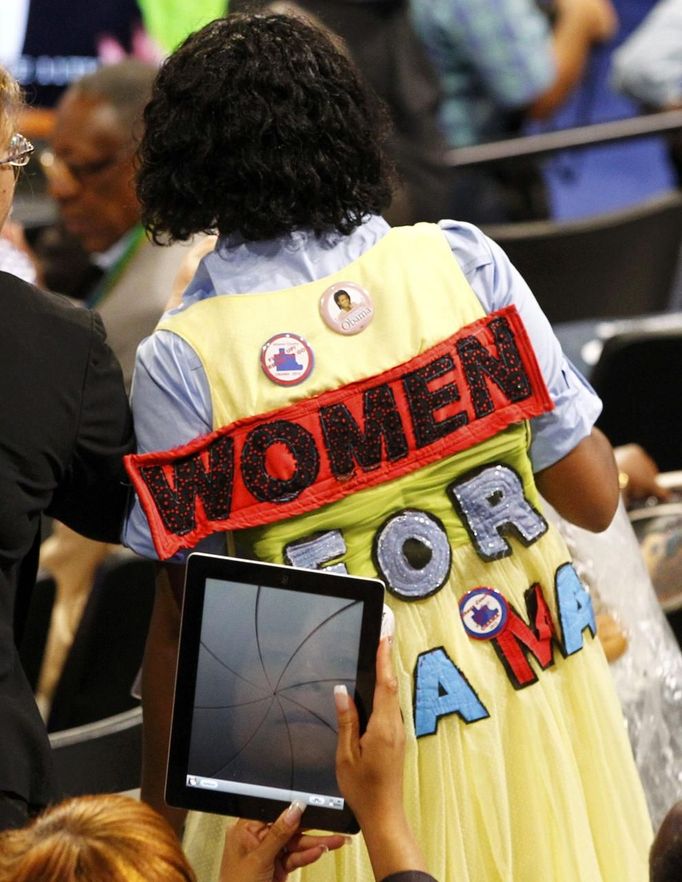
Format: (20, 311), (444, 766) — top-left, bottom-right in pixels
(459, 587), (509, 640)
(260, 332), (314, 386)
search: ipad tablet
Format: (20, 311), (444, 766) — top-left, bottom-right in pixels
(166, 553), (385, 833)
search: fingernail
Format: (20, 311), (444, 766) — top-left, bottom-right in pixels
(334, 684), (349, 711)
(284, 800), (305, 826)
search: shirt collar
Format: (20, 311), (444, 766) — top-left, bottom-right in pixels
(91, 225), (141, 271)
(177, 215), (391, 311)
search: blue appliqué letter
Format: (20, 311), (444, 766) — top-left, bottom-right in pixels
(414, 647), (489, 736)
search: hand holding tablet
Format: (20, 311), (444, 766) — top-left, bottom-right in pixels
(216, 637), (431, 882)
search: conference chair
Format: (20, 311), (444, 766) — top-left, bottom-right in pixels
(590, 325), (682, 473)
(48, 706), (142, 799)
(482, 190), (682, 324)
(45, 552), (156, 732)
(18, 552), (155, 733)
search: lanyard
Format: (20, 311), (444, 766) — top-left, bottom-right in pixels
(85, 225), (147, 309)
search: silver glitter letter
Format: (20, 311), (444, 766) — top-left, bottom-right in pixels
(374, 509), (451, 600)
(284, 530), (348, 574)
(449, 464), (547, 561)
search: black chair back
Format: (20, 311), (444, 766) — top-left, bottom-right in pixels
(48, 706), (142, 798)
(44, 553), (155, 732)
(591, 326), (682, 472)
(483, 191), (682, 323)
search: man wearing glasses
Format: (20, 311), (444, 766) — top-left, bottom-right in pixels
(0, 133), (36, 282)
(37, 59), (194, 392)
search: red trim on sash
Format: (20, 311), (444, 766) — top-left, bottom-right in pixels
(125, 307), (553, 559)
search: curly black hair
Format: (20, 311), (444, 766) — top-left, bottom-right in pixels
(137, 13), (396, 243)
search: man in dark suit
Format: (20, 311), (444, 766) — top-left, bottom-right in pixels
(0, 59), (133, 832)
(0, 268), (134, 830)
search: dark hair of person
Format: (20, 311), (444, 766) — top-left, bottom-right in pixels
(0, 794), (195, 882)
(650, 801), (682, 882)
(136, 13), (396, 243)
(333, 289), (350, 307)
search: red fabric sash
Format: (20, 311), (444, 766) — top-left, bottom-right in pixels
(125, 306), (553, 559)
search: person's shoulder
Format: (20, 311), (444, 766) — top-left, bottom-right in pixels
(436, 218), (498, 273)
(0, 271), (94, 328)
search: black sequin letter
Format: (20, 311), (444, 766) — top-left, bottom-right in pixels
(402, 354), (468, 448)
(456, 316), (531, 418)
(139, 435), (234, 536)
(319, 384), (408, 478)
(241, 419), (319, 503)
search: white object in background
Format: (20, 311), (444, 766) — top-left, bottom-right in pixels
(0, 236), (36, 284)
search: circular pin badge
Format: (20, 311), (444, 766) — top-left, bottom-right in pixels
(459, 587), (509, 640)
(260, 332), (314, 386)
(319, 281), (374, 336)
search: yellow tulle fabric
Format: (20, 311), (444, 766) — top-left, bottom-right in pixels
(167, 225), (651, 881)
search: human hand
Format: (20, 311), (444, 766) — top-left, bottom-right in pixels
(219, 801), (348, 882)
(334, 636), (405, 824)
(614, 443), (670, 507)
(335, 637), (427, 879)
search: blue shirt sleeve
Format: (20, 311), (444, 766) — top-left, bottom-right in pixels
(438, 219), (602, 472)
(123, 329), (226, 560)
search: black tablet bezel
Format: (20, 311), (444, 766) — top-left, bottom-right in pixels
(166, 553), (385, 833)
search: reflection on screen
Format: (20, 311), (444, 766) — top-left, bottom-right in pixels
(186, 578), (363, 808)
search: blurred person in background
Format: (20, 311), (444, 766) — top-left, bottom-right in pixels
(611, 0), (682, 119)
(410, 0), (618, 222)
(611, 0), (682, 188)
(38, 59), (194, 391)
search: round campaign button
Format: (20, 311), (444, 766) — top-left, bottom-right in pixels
(260, 332), (314, 386)
(459, 587), (509, 640)
(319, 281), (374, 335)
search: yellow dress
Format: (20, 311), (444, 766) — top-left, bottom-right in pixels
(150, 224), (651, 882)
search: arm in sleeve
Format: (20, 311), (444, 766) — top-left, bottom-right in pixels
(442, 221), (618, 529)
(441, 219), (602, 471)
(611, 0), (682, 108)
(415, 0), (555, 109)
(48, 310), (135, 543)
(140, 562), (188, 837)
(122, 328), (225, 560)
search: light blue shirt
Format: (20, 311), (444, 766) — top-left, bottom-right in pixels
(410, 0), (555, 147)
(611, 0), (682, 108)
(124, 216), (600, 559)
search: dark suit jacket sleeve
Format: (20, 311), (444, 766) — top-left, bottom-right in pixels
(47, 310), (135, 542)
